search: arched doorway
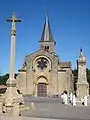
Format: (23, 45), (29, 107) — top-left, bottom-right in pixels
(37, 76), (47, 97)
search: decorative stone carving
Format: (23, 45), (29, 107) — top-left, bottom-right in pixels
(77, 48), (89, 100)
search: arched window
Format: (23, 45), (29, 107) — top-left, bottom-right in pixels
(45, 46), (47, 51)
(44, 46), (49, 51)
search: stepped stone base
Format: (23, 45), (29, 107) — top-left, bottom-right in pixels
(0, 78), (24, 116)
(76, 82), (89, 100)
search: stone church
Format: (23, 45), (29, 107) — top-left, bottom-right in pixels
(16, 15), (75, 97)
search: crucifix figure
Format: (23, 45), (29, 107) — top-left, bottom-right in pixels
(7, 13), (21, 81)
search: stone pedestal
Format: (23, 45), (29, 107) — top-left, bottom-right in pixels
(0, 78), (24, 115)
(77, 82), (89, 100)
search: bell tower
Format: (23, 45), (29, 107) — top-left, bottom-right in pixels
(76, 48), (89, 100)
(39, 14), (56, 54)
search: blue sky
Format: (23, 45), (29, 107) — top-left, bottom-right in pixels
(0, 0), (90, 74)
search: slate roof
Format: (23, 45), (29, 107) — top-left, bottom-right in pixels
(40, 15), (54, 42)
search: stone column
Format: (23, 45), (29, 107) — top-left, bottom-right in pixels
(76, 48), (89, 100)
(9, 35), (15, 79)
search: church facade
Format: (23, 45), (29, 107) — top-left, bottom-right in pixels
(16, 16), (74, 97)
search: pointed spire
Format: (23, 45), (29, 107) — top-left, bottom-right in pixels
(40, 13), (54, 41)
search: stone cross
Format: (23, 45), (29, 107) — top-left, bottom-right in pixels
(0, 13), (24, 116)
(7, 13), (21, 79)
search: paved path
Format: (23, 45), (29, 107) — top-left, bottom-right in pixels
(0, 115), (65, 120)
(21, 97), (90, 120)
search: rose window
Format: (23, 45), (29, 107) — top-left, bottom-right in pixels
(37, 58), (47, 70)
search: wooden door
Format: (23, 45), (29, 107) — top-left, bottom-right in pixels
(37, 83), (47, 97)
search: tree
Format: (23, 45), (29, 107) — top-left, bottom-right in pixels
(0, 73), (18, 85)
(0, 74), (9, 85)
(0, 74), (18, 94)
